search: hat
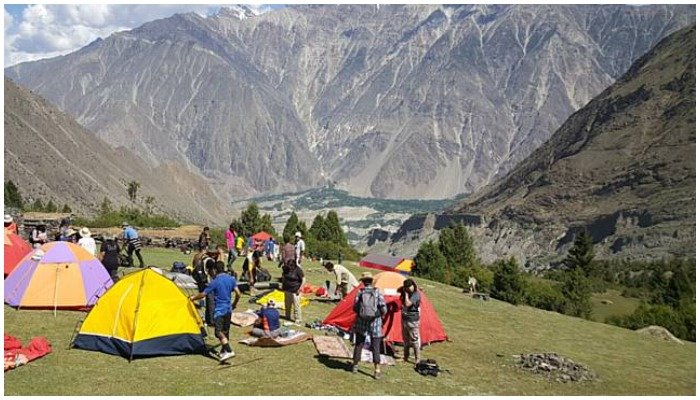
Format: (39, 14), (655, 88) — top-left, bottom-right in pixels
(121, 221), (129, 227)
(294, 231), (302, 238)
(80, 227), (91, 238)
(66, 228), (77, 236)
(267, 299), (277, 308)
(31, 249), (45, 261)
(4, 214), (12, 224)
(360, 272), (373, 282)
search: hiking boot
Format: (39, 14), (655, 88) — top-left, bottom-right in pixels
(374, 370), (382, 380)
(219, 351), (235, 361)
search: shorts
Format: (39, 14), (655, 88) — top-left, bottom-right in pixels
(214, 313), (232, 338)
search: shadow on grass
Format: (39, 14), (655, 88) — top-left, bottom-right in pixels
(314, 355), (378, 379)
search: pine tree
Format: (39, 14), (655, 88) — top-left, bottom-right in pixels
(99, 197), (113, 215)
(61, 204), (72, 213)
(127, 180), (140, 202)
(564, 231), (595, 275)
(240, 203), (262, 236)
(4, 180), (23, 209)
(30, 199), (44, 212)
(438, 224), (478, 270)
(309, 214), (327, 241)
(561, 268), (593, 318)
(491, 257), (525, 305)
(45, 199), (58, 212)
(325, 210), (347, 246)
(664, 265), (694, 308)
(283, 212), (300, 243)
(413, 240), (449, 283)
(260, 214), (277, 236)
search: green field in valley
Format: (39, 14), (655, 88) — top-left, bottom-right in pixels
(3, 248), (695, 395)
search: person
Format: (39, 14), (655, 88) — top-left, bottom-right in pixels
(350, 272), (388, 380)
(273, 240), (280, 261)
(189, 261), (241, 361)
(236, 235), (245, 256)
(225, 224), (237, 269)
(241, 250), (262, 288)
(121, 222), (144, 268)
(99, 234), (121, 282)
(251, 299), (282, 338)
(246, 236), (254, 252)
(294, 231), (305, 266)
(4, 215), (17, 234)
(279, 237), (296, 269)
(400, 278), (421, 364)
(78, 227), (97, 256)
(281, 253), (305, 324)
(324, 262), (359, 298)
(198, 226), (211, 250)
(263, 238), (272, 260)
(30, 225), (48, 248)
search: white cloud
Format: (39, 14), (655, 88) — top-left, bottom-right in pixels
(4, 4), (273, 67)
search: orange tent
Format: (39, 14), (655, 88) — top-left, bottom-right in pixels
(251, 231), (273, 242)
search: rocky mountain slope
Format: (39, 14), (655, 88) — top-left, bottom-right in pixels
(5, 5), (695, 200)
(382, 25), (696, 264)
(4, 78), (229, 224)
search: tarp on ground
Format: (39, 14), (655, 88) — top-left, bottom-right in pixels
(255, 290), (310, 309)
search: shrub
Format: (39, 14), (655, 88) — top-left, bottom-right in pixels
(523, 278), (566, 312)
(491, 257), (525, 305)
(413, 240), (449, 283)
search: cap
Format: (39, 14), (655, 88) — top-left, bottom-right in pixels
(294, 231), (302, 238)
(121, 221), (129, 227)
(4, 214), (12, 224)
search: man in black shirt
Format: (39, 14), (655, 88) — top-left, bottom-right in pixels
(400, 278), (421, 364)
(281, 261), (305, 323)
(99, 234), (121, 282)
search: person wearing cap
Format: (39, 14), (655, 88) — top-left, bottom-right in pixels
(252, 299), (282, 338)
(350, 272), (388, 380)
(294, 231), (305, 266)
(189, 261), (240, 362)
(78, 227), (97, 256)
(121, 222), (144, 268)
(324, 261), (359, 299)
(4, 215), (17, 234)
(99, 234), (121, 282)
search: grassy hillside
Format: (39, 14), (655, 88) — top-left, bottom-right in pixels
(4, 248), (694, 395)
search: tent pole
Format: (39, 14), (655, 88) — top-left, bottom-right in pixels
(53, 264), (61, 317)
(129, 271), (147, 363)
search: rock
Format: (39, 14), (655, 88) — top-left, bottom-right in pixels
(636, 325), (684, 344)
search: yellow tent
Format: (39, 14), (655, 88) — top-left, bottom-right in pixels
(72, 268), (206, 360)
(256, 290), (310, 310)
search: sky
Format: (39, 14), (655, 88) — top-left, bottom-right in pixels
(3, 4), (283, 67)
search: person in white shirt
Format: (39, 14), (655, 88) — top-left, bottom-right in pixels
(324, 262), (359, 298)
(78, 227), (97, 256)
(294, 231), (305, 266)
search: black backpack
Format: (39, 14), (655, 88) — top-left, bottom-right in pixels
(415, 359), (442, 377)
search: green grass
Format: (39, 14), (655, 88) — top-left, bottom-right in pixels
(590, 290), (642, 323)
(4, 248), (695, 395)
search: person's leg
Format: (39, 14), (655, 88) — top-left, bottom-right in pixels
(402, 319), (411, 361)
(371, 336), (382, 376)
(410, 321), (421, 362)
(284, 291), (293, 321)
(227, 250), (235, 269)
(135, 248), (145, 268)
(217, 314), (234, 358)
(269, 328), (282, 339)
(293, 292), (302, 323)
(205, 293), (215, 325)
(351, 332), (366, 370)
(126, 244), (135, 267)
(251, 327), (265, 338)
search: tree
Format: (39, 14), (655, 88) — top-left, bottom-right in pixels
(240, 203), (262, 236)
(664, 265), (694, 308)
(260, 214), (277, 236)
(491, 257), (525, 305)
(45, 199), (58, 213)
(30, 199), (44, 212)
(413, 240), (449, 283)
(4, 180), (23, 209)
(309, 214), (327, 240)
(561, 268), (593, 318)
(564, 231), (595, 276)
(144, 196), (156, 214)
(438, 224), (478, 270)
(283, 212), (299, 243)
(127, 181), (140, 202)
(99, 197), (113, 215)
(61, 204), (72, 213)
(325, 210), (348, 246)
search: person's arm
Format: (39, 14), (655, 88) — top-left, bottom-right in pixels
(232, 287), (241, 309)
(190, 291), (206, 302)
(99, 251), (105, 262)
(403, 290), (414, 307)
(297, 269), (305, 294)
(378, 292), (388, 316)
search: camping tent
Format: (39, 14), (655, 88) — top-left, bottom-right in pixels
(5, 242), (112, 310)
(251, 231), (273, 242)
(72, 268), (206, 359)
(359, 254), (413, 275)
(322, 271), (447, 345)
(4, 231), (32, 277)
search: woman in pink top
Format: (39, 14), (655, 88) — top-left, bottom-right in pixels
(225, 224), (237, 269)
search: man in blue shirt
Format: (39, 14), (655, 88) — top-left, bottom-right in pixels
(121, 222), (144, 268)
(252, 299), (282, 338)
(190, 261), (241, 361)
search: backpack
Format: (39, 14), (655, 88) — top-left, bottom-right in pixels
(171, 261), (187, 274)
(415, 359), (441, 377)
(357, 288), (380, 320)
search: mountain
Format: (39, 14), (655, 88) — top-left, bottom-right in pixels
(383, 25), (696, 264)
(4, 78), (230, 224)
(4, 5), (695, 201)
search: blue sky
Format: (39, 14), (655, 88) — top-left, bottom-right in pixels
(3, 4), (285, 67)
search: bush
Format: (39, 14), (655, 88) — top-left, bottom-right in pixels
(305, 237), (360, 262)
(452, 265), (494, 293)
(607, 301), (695, 342)
(523, 278), (566, 312)
(413, 240), (449, 283)
(73, 206), (180, 228)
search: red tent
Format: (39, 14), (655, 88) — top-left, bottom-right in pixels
(251, 231), (273, 242)
(322, 272), (447, 345)
(4, 231), (32, 277)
